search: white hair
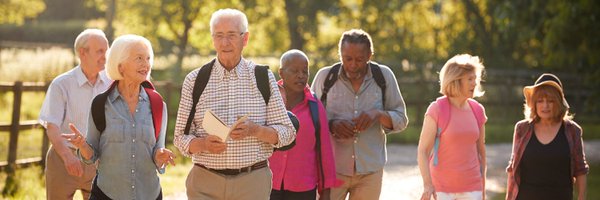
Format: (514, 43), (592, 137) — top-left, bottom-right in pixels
(280, 49), (309, 69)
(210, 8), (248, 34)
(73, 29), (107, 62)
(105, 34), (154, 80)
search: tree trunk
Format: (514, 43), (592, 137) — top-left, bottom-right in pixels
(284, 0), (305, 50)
(105, 0), (116, 41)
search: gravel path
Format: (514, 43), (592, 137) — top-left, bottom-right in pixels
(166, 140), (600, 200)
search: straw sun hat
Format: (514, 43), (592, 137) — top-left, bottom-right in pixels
(523, 73), (570, 109)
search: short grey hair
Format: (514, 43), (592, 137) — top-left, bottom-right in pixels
(73, 29), (107, 60)
(338, 29), (374, 57)
(210, 8), (248, 34)
(106, 34), (154, 80)
(280, 49), (309, 70)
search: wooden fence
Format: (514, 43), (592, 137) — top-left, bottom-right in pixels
(0, 81), (177, 171)
(0, 70), (596, 171)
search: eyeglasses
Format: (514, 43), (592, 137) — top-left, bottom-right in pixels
(213, 32), (245, 41)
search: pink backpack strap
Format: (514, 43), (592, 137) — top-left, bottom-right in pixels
(141, 81), (164, 141)
(467, 99), (485, 129)
(432, 96), (450, 166)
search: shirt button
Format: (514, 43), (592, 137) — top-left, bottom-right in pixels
(132, 169), (135, 173)
(354, 140), (358, 143)
(135, 109), (138, 112)
(355, 96), (358, 99)
(132, 124), (135, 127)
(132, 154), (135, 158)
(354, 110), (358, 114)
(352, 155), (355, 159)
(132, 185), (135, 189)
(133, 139), (136, 143)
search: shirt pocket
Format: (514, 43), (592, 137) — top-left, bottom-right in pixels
(104, 118), (125, 143)
(142, 119), (156, 146)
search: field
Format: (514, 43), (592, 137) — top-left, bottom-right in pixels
(2, 47), (600, 199)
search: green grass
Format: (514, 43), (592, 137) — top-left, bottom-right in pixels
(0, 144), (190, 199)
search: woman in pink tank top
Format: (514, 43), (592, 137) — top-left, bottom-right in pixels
(417, 54), (488, 200)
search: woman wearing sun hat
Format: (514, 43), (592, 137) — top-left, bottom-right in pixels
(506, 73), (589, 200)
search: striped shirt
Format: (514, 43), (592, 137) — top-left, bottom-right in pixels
(39, 66), (111, 148)
(173, 58), (295, 169)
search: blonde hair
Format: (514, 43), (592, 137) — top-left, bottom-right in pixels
(106, 34), (154, 80)
(439, 54), (485, 98)
(524, 85), (572, 123)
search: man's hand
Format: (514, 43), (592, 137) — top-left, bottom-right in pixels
(62, 153), (84, 177)
(330, 119), (356, 139)
(190, 135), (227, 154)
(154, 148), (176, 168)
(352, 110), (381, 132)
(230, 119), (258, 140)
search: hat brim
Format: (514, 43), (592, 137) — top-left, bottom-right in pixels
(523, 81), (569, 108)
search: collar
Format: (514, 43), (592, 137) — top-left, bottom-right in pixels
(108, 83), (149, 104)
(213, 58), (248, 79)
(338, 62), (374, 81)
(74, 66), (110, 87)
(277, 79), (316, 106)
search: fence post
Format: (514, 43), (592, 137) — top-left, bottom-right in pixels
(8, 81), (22, 169)
(40, 81), (50, 169)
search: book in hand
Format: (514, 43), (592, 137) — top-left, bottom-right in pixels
(202, 109), (249, 141)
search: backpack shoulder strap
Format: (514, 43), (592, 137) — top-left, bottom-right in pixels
(432, 96), (451, 166)
(320, 63), (341, 106)
(142, 81), (164, 140)
(183, 59), (216, 135)
(254, 65), (271, 105)
(435, 96), (451, 134)
(369, 62), (387, 106)
(91, 81), (118, 133)
(308, 93), (325, 190)
(467, 99), (485, 128)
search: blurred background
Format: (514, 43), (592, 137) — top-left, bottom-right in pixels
(0, 0), (599, 199)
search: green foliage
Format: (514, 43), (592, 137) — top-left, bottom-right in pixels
(0, 0), (45, 25)
(0, 20), (86, 45)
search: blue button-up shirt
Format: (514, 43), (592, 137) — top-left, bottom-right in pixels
(80, 86), (167, 200)
(311, 62), (408, 175)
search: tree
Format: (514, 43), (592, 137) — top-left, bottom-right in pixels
(0, 0), (45, 25)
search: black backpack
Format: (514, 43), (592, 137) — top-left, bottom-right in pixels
(182, 59), (298, 151)
(91, 80), (164, 140)
(320, 62), (387, 107)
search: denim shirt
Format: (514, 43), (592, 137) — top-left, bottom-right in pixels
(80, 86), (167, 200)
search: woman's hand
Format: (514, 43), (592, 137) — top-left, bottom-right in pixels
(420, 184), (436, 200)
(154, 148), (176, 168)
(61, 123), (86, 149)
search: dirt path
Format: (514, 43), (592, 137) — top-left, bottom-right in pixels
(166, 140), (600, 199)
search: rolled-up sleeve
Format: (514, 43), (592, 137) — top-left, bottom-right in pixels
(173, 70), (201, 158)
(380, 66), (408, 134)
(266, 71), (296, 148)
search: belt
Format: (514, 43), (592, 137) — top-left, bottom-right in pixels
(194, 160), (268, 176)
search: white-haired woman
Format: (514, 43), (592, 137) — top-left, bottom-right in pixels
(506, 73), (588, 200)
(417, 54), (488, 200)
(63, 34), (175, 200)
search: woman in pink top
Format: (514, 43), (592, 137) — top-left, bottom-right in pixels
(269, 50), (340, 200)
(417, 54), (488, 200)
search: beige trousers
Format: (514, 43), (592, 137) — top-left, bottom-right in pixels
(45, 146), (96, 200)
(185, 164), (272, 200)
(330, 169), (384, 200)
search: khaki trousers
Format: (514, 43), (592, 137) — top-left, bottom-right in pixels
(330, 169), (384, 200)
(185, 164), (272, 200)
(45, 146), (97, 200)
